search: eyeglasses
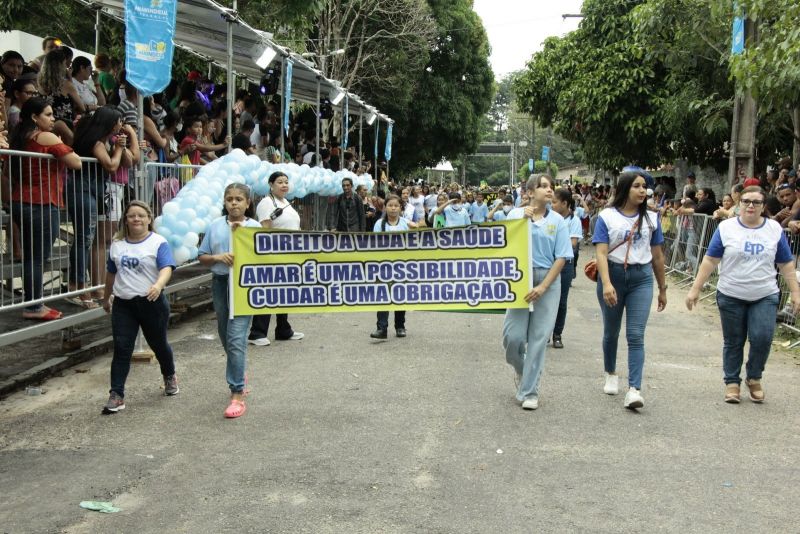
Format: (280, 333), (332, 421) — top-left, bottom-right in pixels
(740, 199), (764, 206)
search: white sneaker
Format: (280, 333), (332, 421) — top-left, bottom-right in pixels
(289, 332), (305, 340)
(624, 387), (644, 409)
(521, 396), (539, 410)
(603, 373), (619, 395)
(248, 337), (270, 346)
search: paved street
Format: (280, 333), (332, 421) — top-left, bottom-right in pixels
(1, 265), (799, 533)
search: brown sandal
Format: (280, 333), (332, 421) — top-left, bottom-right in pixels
(745, 379), (764, 403)
(724, 384), (740, 404)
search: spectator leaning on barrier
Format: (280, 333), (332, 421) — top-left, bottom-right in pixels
(9, 97), (82, 320)
(686, 186), (800, 404)
(771, 183), (800, 228)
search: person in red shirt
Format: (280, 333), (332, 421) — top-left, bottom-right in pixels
(8, 97), (81, 319)
(179, 117), (229, 167)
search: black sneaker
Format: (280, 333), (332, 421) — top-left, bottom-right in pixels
(552, 335), (564, 349)
(164, 374), (179, 396)
(395, 328), (407, 338)
(370, 329), (387, 339)
(102, 391), (125, 414)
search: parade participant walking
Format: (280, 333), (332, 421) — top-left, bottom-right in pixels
(101, 201), (177, 414)
(503, 175), (572, 410)
(248, 171), (305, 346)
(593, 171), (667, 410)
(686, 186), (800, 403)
(199, 183), (262, 418)
(550, 189), (583, 349)
(370, 195), (409, 339)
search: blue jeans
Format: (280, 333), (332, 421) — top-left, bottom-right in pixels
(212, 274), (252, 393)
(553, 260), (575, 336)
(64, 175), (98, 285)
(716, 291), (779, 385)
(377, 310), (406, 330)
(503, 267), (561, 401)
(10, 202), (60, 311)
(596, 262), (653, 389)
(110, 294), (175, 397)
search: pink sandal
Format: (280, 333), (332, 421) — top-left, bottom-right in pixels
(224, 399), (246, 418)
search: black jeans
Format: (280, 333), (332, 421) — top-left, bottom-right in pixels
(110, 294), (175, 396)
(249, 314), (294, 340)
(376, 311), (406, 331)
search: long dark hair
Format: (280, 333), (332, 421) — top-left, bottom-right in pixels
(381, 194), (402, 224)
(72, 106), (123, 156)
(554, 188), (575, 211)
(611, 171), (650, 236)
(9, 97), (50, 151)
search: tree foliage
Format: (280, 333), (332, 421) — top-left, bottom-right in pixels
(382, 0), (494, 174)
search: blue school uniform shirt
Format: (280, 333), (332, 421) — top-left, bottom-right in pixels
(469, 202), (489, 223)
(507, 208), (573, 268)
(373, 217), (409, 232)
(198, 216), (262, 276)
(443, 205), (472, 227)
(575, 206), (586, 220)
(107, 232), (175, 299)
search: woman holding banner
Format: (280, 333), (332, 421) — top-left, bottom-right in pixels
(247, 171), (305, 346)
(502, 174), (572, 410)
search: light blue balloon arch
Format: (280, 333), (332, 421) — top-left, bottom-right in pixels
(154, 149), (373, 264)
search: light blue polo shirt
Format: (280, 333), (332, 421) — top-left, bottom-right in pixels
(469, 202), (489, 223)
(199, 216), (262, 275)
(507, 208), (573, 269)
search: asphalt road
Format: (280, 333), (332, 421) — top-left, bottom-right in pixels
(1, 265), (799, 533)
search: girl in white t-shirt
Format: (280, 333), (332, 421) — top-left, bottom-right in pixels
(370, 195), (409, 339)
(248, 172), (305, 345)
(592, 171), (668, 411)
(101, 201), (177, 414)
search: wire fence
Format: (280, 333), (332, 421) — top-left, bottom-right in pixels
(663, 211), (800, 346)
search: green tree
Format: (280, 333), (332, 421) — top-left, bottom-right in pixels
(382, 0), (494, 175)
(729, 0), (800, 165)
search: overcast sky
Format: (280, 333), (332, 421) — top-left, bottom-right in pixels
(472, 0), (584, 78)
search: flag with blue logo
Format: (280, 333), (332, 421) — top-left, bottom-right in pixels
(384, 123), (393, 162)
(342, 95), (349, 151)
(283, 60), (292, 131)
(124, 0), (177, 96)
(541, 146), (550, 162)
(731, 14), (745, 55)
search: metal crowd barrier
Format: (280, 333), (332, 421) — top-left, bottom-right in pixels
(0, 150), (209, 348)
(664, 210), (800, 345)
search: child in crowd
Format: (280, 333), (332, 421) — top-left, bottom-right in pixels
(431, 191), (472, 227)
(488, 195), (515, 221)
(469, 192), (490, 223)
(198, 183), (261, 419)
(101, 201), (177, 414)
(370, 195), (409, 339)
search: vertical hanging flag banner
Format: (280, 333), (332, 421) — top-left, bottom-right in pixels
(528, 159), (534, 172)
(124, 0), (177, 96)
(342, 95), (349, 151)
(731, 13), (745, 55)
(384, 122), (393, 162)
(541, 146), (550, 162)
(374, 122), (379, 159)
(283, 60), (293, 131)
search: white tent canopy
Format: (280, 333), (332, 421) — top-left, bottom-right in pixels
(73, 0), (389, 121)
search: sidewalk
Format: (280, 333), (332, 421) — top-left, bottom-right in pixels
(1, 262), (799, 533)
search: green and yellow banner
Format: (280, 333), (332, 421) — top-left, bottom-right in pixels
(231, 220), (531, 315)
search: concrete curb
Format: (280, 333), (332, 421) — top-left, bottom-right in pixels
(0, 298), (214, 399)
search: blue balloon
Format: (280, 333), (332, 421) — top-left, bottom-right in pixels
(169, 234), (183, 248)
(173, 220), (190, 235)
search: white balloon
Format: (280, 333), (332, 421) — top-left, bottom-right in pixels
(173, 246), (191, 265)
(182, 231), (199, 248)
(162, 202), (180, 216)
